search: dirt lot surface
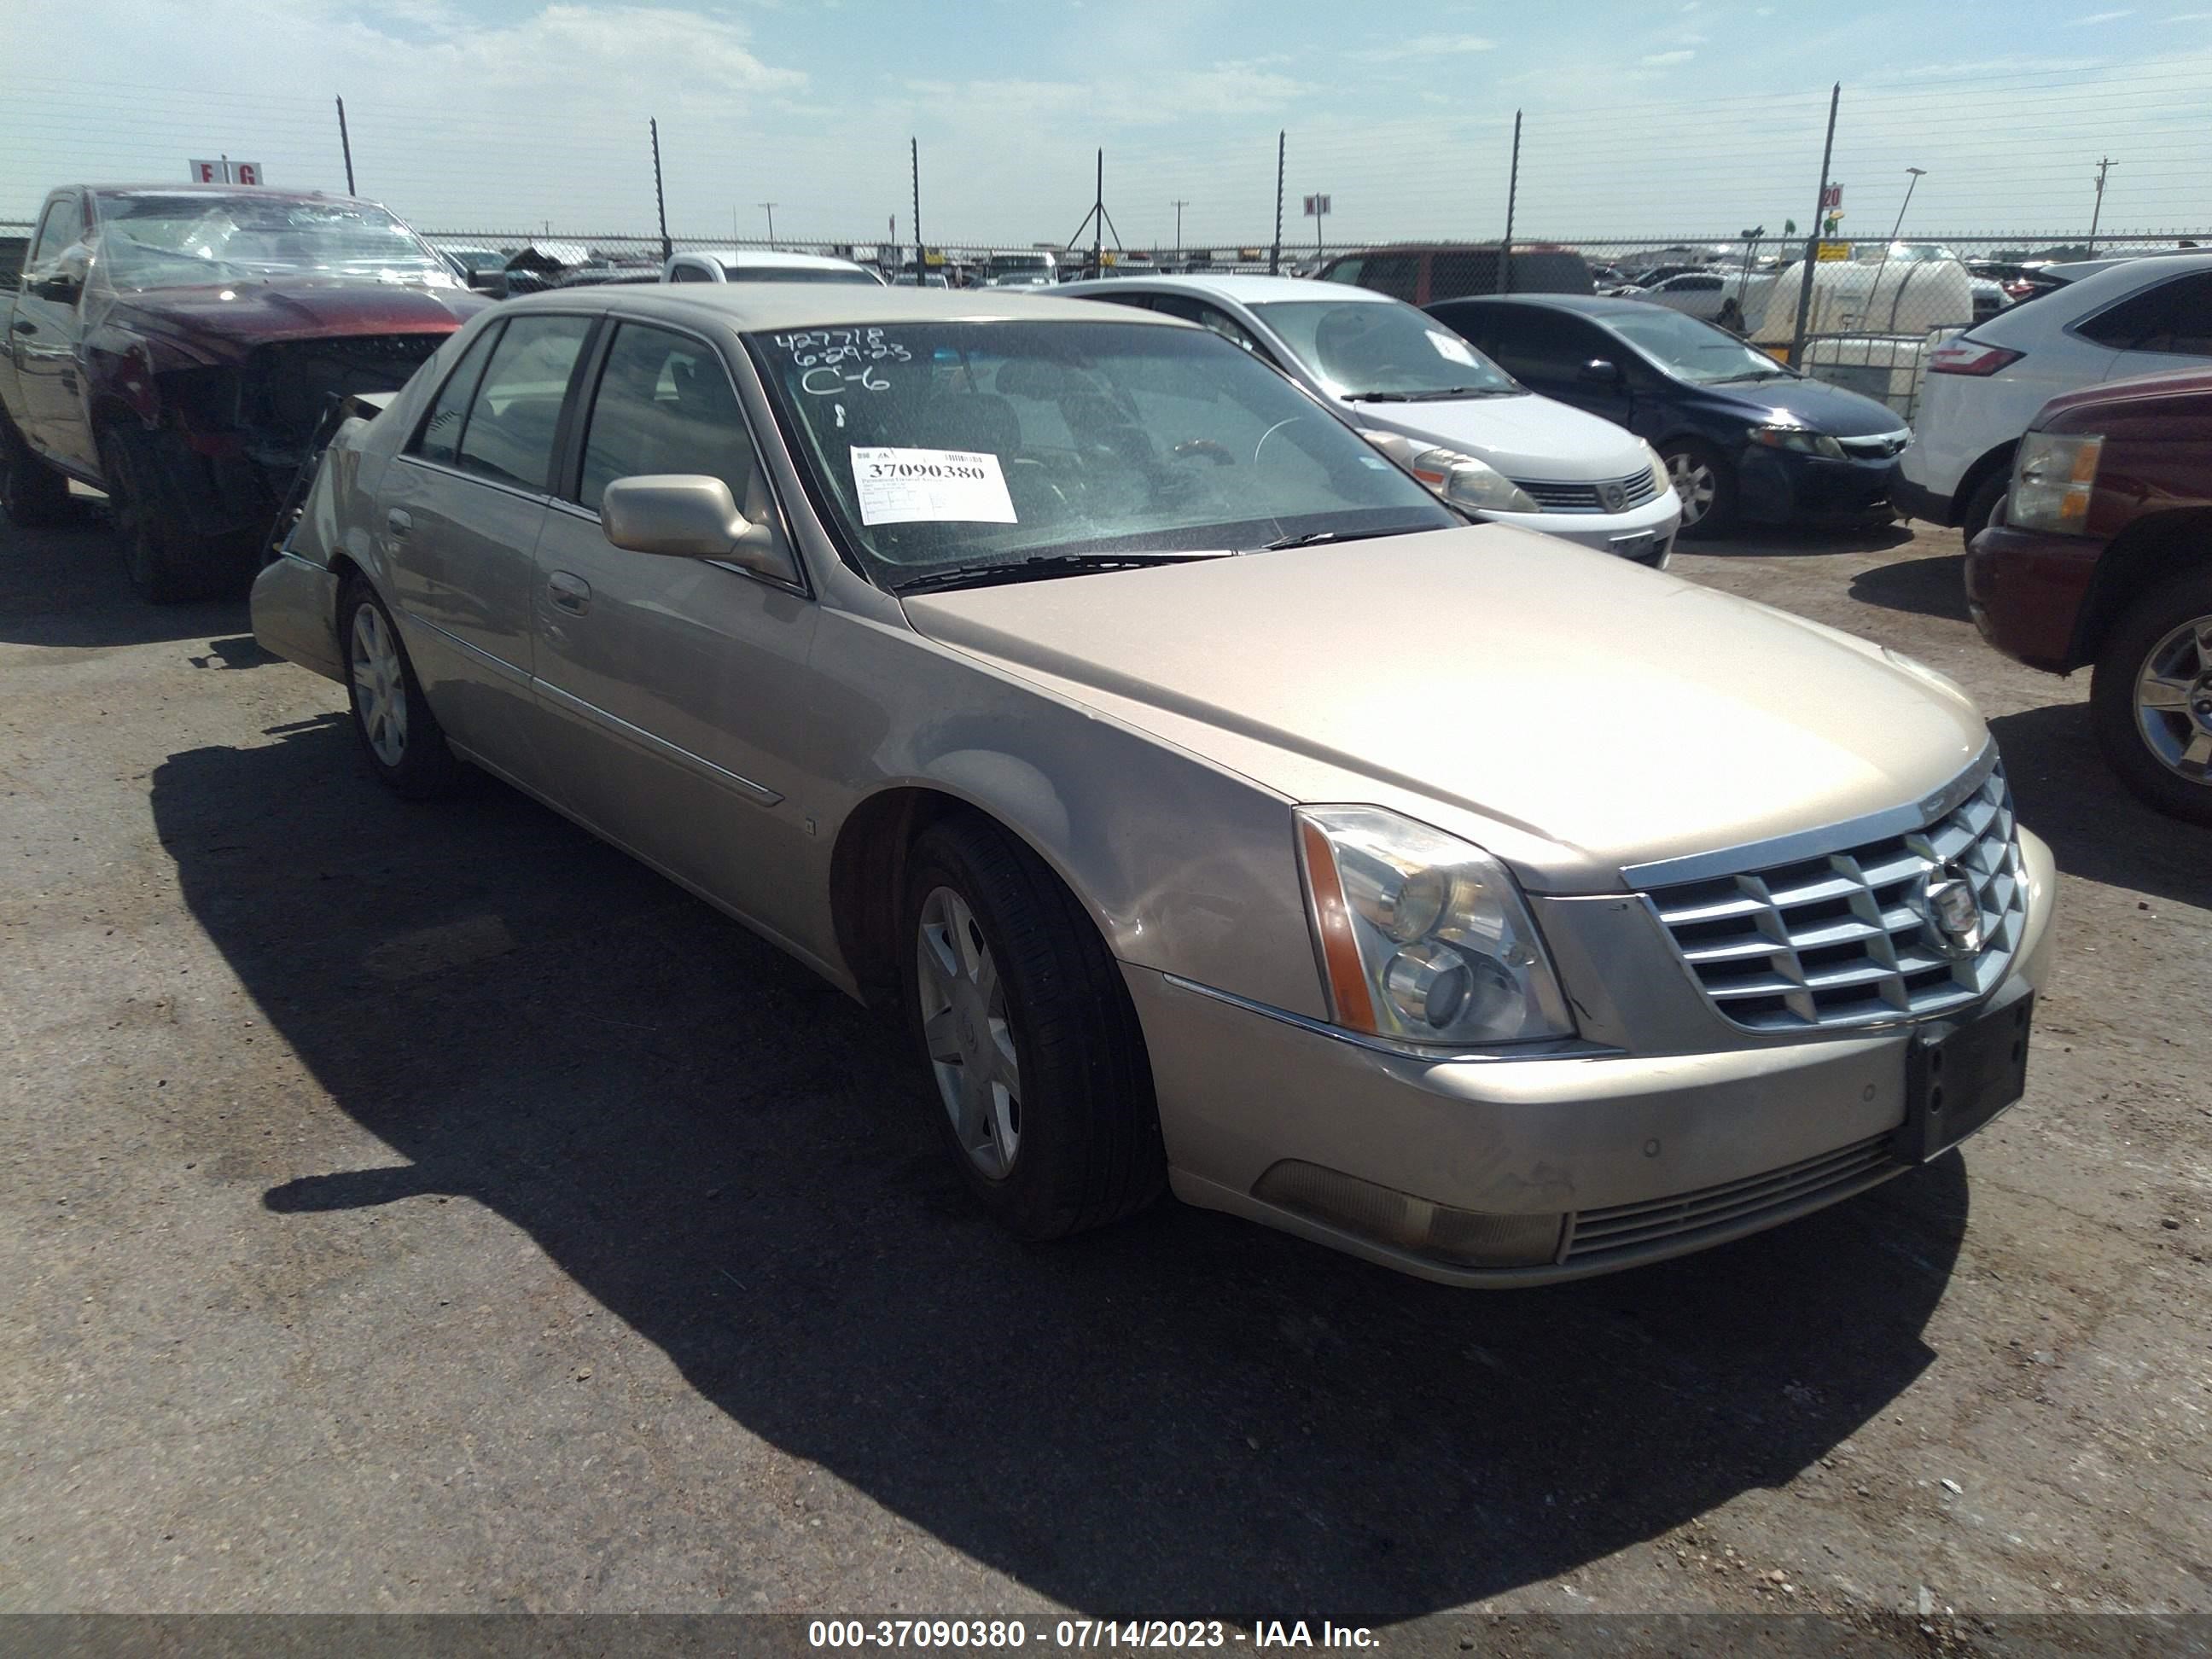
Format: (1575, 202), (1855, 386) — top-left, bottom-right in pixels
(3, 504), (2208, 1631)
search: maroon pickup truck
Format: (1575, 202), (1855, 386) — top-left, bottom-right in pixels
(1967, 365), (2212, 824)
(1, 183), (483, 600)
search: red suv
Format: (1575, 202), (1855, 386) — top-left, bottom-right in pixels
(1966, 365), (2212, 823)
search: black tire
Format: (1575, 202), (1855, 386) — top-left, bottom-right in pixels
(339, 577), (468, 800)
(1959, 469), (2009, 544)
(2089, 566), (2212, 826)
(1662, 438), (1739, 538)
(899, 814), (1165, 1240)
(96, 425), (221, 603)
(0, 407), (73, 528)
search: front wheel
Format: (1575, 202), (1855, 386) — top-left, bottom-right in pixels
(900, 815), (1164, 1240)
(1662, 439), (1738, 538)
(341, 579), (467, 800)
(98, 426), (219, 602)
(2090, 568), (2212, 825)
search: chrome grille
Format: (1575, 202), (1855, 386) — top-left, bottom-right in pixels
(1838, 432), (1910, 460)
(1511, 469), (1662, 513)
(1644, 764), (2026, 1033)
(1564, 1134), (1894, 1264)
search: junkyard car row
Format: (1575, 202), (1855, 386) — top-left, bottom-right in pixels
(9, 175), (2210, 1280)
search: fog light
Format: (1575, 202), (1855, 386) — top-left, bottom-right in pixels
(1253, 1161), (1565, 1268)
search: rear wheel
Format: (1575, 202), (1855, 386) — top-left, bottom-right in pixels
(341, 578), (467, 800)
(1959, 470), (2009, 544)
(0, 408), (73, 528)
(2090, 568), (2212, 825)
(1663, 439), (1738, 538)
(900, 815), (1164, 1240)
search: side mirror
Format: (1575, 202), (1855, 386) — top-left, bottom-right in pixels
(1580, 358), (1622, 384)
(600, 474), (799, 584)
(32, 273), (81, 304)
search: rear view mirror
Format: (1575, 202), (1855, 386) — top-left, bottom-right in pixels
(600, 474), (799, 584)
(1580, 358), (1621, 384)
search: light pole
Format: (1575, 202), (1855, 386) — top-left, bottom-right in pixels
(1172, 198), (1189, 254)
(1866, 167), (1925, 331)
(760, 202), (778, 247)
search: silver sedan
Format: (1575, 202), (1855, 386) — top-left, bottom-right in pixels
(253, 286), (2057, 1284)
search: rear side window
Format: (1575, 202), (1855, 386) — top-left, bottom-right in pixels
(1427, 300), (1501, 354)
(2076, 272), (2212, 356)
(1319, 258), (1364, 287)
(1355, 254), (1419, 302)
(667, 263), (712, 283)
(412, 323), (502, 468)
(1480, 309), (1603, 380)
(1429, 249), (1500, 301)
(1505, 252), (1597, 295)
(455, 314), (594, 490)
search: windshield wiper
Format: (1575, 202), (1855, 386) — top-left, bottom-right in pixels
(892, 551), (1225, 595)
(1343, 386), (1503, 402)
(1251, 526), (1431, 552)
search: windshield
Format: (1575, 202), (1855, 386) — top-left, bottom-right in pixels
(725, 264), (880, 285)
(1599, 306), (1791, 383)
(93, 195), (450, 289)
(1249, 299), (1518, 399)
(748, 319), (1456, 588)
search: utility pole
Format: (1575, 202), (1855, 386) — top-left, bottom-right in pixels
(2089, 157), (2115, 252)
(1271, 130), (1284, 276)
(649, 118), (671, 262)
(1500, 108), (1522, 295)
(1788, 82), (1842, 370)
(1172, 199), (1190, 253)
(1094, 149), (1104, 277)
(335, 96), (356, 195)
(760, 202), (778, 246)
(911, 137), (922, 284)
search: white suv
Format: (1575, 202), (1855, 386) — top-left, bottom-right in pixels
(1896, 253), (2212, 538)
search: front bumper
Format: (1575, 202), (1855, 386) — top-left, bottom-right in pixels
(1965, 515), (2104, 675)
(1738, 449), (1898, 524)
(1889, 469), (1955, 527)
(1131, 828), (2057, 1286)
(250, 551), (346, 684)
(1482, 492), (1681, 567)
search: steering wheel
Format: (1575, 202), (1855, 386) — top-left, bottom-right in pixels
(1170, 438), (1237, 467)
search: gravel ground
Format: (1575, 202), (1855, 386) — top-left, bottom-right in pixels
(2, 504), (2207, 1628)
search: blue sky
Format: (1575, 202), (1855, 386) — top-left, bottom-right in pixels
(4, 0), (2209, 246)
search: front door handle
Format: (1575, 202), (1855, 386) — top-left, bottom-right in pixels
(548, 571), (591, 614)
(9, 319), (32, 335)
(386, 509), (411, 538)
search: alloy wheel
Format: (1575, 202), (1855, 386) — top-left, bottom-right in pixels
(350, 603), (410, 769)
(1666, 451), (1717, 526)
(914, 885), (1022, 1179)
(2133, 613), (2212, 784)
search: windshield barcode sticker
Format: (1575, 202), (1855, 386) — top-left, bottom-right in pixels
(1426, 329), (1480, 367)
(850, 447), (1017, 526)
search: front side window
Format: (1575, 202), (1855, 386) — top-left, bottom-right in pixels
(454, 314), (593, 490)
(1352, 254), (1419, 302)
(1251, 299), (1517, 399)
(90, 193), (451, 290)
(29, 196), (81, 267)
(579, 323), (764, 513)
(722, 264), (880, 285)
(1476, 310), (1602, 380)
(1429, 249), (1500, 301)
(668, 263), (712, 283)
(748, 319), (1455, 588)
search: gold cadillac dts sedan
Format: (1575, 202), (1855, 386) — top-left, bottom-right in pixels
(252, 286), (2056, 1284)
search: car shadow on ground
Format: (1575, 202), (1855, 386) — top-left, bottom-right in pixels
(1691, 519), (1919, 560)
(1845, 554), (1970, 622)
(1990, 701), (2212, 914)
(0, 513), (253, 649)
(151, 719), (1972, 1620)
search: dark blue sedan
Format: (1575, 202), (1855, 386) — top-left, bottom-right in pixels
(1426, 294), (1910, 537)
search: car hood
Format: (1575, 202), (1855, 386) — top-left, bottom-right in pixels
(104, 277), (486, 362)
(901, 527), (1987, 887)
(1688, 373), (1908, 438)
(1346, 391), (1651, 480)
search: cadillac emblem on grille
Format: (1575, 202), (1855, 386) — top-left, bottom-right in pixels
(1916, 861), (1986, 958)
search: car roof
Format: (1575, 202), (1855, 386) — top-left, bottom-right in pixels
(1423, 292), (1656, 319)
(1057, 273), (1395, 306)
(672, 247), (875, 272)
(502, 284), (1189, 332)
(81, 184), (375, 207)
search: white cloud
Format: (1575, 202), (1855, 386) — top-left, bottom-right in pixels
(1354, 33), (1499, 61)
(2069, 6), (2136, 19)
(1641, 48), (1697, 64)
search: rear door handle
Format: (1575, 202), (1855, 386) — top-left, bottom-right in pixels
(386, 509), (411, 538)
(548, 571), (591, 614)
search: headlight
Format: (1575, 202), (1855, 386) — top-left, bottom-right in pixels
(1408, 446), (1540, 515)
(2009, 430), (2102, 534)
(1639, 439), (1669, 498)
(1749, 423), (1845, 460)
(1294, 806), (1575, 1046)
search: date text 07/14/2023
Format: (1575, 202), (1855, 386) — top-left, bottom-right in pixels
(806, 1620), (1377, 1650)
